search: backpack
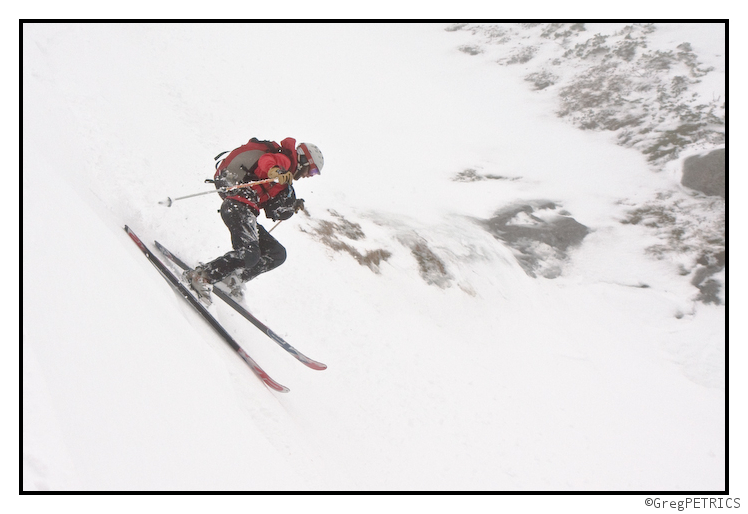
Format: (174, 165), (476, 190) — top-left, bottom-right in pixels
(212, 138), (297, 208)
(214, 138), (295, 181)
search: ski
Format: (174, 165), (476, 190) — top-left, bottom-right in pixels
(124, 226), (290, 393)
(154, 240), (327, 371)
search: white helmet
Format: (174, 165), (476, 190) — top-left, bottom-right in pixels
(296, 143), (324, 178)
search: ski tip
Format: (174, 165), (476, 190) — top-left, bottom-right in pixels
(158, 197), (173, 207)
(261, 374), (290, 393)
(269, 383), (291, 393)
(238, 348), (290, 393)
(261, 375), (290, 393)
(307, 361), (328, 371)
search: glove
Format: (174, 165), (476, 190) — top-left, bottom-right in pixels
(267, 166), (294, 185)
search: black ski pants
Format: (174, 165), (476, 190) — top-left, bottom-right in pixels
(203, 200), (287, 283)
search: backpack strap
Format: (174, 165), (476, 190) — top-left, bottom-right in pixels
(214, 151), (230, 169)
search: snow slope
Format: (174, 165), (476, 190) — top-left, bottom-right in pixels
(22, 22), (726, 497)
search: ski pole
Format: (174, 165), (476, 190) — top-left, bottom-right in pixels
(268, 220), (283, 233)
(158, 178), (277, 207)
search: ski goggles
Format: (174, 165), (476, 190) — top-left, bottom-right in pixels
(297, 144), (321, 177)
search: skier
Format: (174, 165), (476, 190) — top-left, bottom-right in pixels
(185, 137), (323, 302)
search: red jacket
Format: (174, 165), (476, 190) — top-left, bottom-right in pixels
(215, 137), (298, 212)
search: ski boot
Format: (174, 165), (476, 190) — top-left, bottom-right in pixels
(219, 270), (245, 301)
(184, 266), (213, 305)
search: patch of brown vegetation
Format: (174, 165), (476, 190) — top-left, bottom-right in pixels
(302, 210), (392, 273)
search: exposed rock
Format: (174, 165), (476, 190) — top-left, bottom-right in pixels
(682, 148), (725, 198)
(483, 202), (589, 278)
